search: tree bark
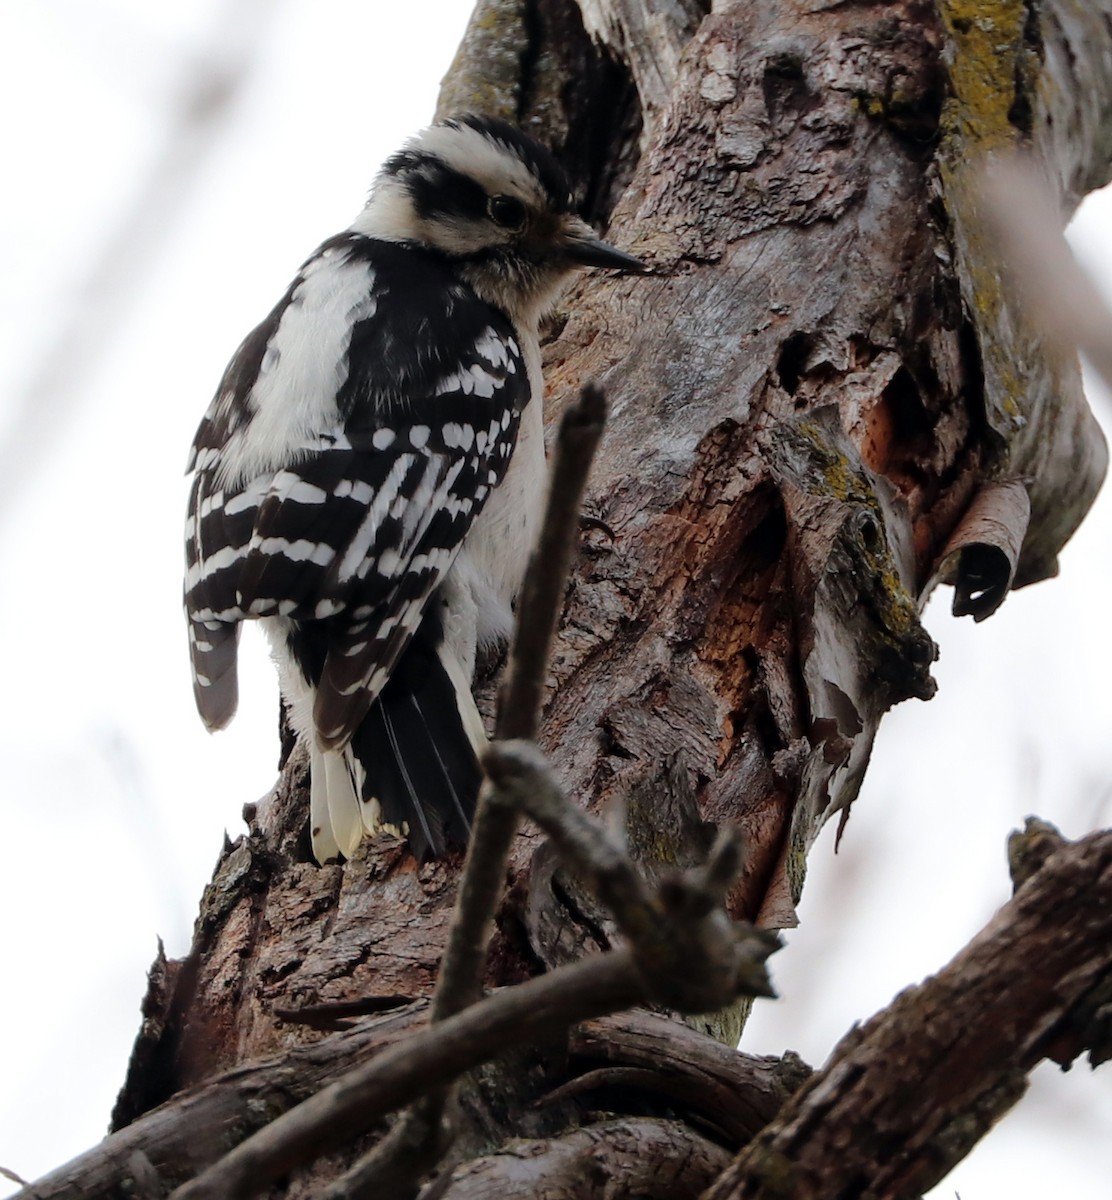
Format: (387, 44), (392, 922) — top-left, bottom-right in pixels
(28, 0), (1112, 1196)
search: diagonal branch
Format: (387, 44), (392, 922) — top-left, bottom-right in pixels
(319, 385), (612, 1199)
(433, 381), (610, 1023)
(15, 1008), (803, 1200)
(702, 824), (1112, 1200)
(169, 953), (644, 1200)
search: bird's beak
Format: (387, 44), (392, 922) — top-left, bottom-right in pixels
(562, 218), (649, 273)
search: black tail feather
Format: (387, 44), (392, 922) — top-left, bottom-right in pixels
(351, 637), (480, 862)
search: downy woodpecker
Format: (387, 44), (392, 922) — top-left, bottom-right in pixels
(184, 115), (645, 862)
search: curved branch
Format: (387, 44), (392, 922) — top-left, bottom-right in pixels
(566, 1011), (811, 1147)
(436, 1118), (732, 1199)
(169, 953), (644, 1200)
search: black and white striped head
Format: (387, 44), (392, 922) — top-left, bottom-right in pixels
(354, 114), (645, 322)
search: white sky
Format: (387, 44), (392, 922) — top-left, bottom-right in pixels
(0, 2), (1109, 1195)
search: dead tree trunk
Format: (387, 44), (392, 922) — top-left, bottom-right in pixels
(22, 1), (1112, 1197)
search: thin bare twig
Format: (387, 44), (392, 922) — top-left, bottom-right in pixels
(15, 1008), (805, 1200)
(317, 1111), (451, 1200)
(433, 382), (609, 1022)
(168, 952), (644, 1200)
(338, 385), (610, 1198)
(168, 750), (777, 1198)
(485, 740), (778, 1012)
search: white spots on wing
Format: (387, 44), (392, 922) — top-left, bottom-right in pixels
(186, 543), (247, 589)
(372, 427), (395, 450)
(441, 422), (475, 451)
(336, 452), (416, 582)
(378, 547), (402, 576)
(253, 536), (334, 566)
(476, 430), (487, 453)
(266, 472), (329, 506)
(190, 604), (243, 622)
(475, 327), (509, 368)
(409, 424), (430, 449)
(433, 329), (515, 400)
(335, 478), (375, 504)
(198, 490), (225, 519)
(444, 494), (473, 521)
(435, 368), (467, 397)
(468, 363), (497, 398)
(316, 598), (344, 619)
(224, 479), (268, 516)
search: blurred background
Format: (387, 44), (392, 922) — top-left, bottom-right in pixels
(1, 1), (1109, 1194)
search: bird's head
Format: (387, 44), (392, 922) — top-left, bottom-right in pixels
(354, 114), (647, 324)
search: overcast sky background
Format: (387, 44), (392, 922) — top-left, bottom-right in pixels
(1, 1), (1110, 1195)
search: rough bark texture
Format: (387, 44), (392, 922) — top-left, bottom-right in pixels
(31, 0), (1112, 1196)
(24, 1009), (805, 1199)
(704, 827), (1112, 1199)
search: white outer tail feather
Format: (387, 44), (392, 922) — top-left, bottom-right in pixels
(307, 643), (487, 863)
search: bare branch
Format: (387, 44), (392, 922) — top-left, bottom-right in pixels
(702, 827), (1112, 1200)
(17, 1007), (805, 1200)
(431, 383), (608, 1024)
(15, 1004), (426, 1200)
(345, 385), (611, 1197)
(167, 756), (777, 1200)
(485, 739), (779, 1013)
(566, 1012), (812, 1148)
(168, 952), (644, 1200)
(317, 1111), (450, 1200)
(436, 1118), (733, 1199)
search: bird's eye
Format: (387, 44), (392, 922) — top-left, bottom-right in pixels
(488, 194), (526, 230)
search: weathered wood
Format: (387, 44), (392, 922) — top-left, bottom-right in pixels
(437, 1117), (732, 1198)
(703, 828), (1112, 1199)
(22, 1007), (804, 1200)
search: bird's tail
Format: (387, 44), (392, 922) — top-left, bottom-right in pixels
(188, 617), (240, 730)
(309, 637), (484, 864)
